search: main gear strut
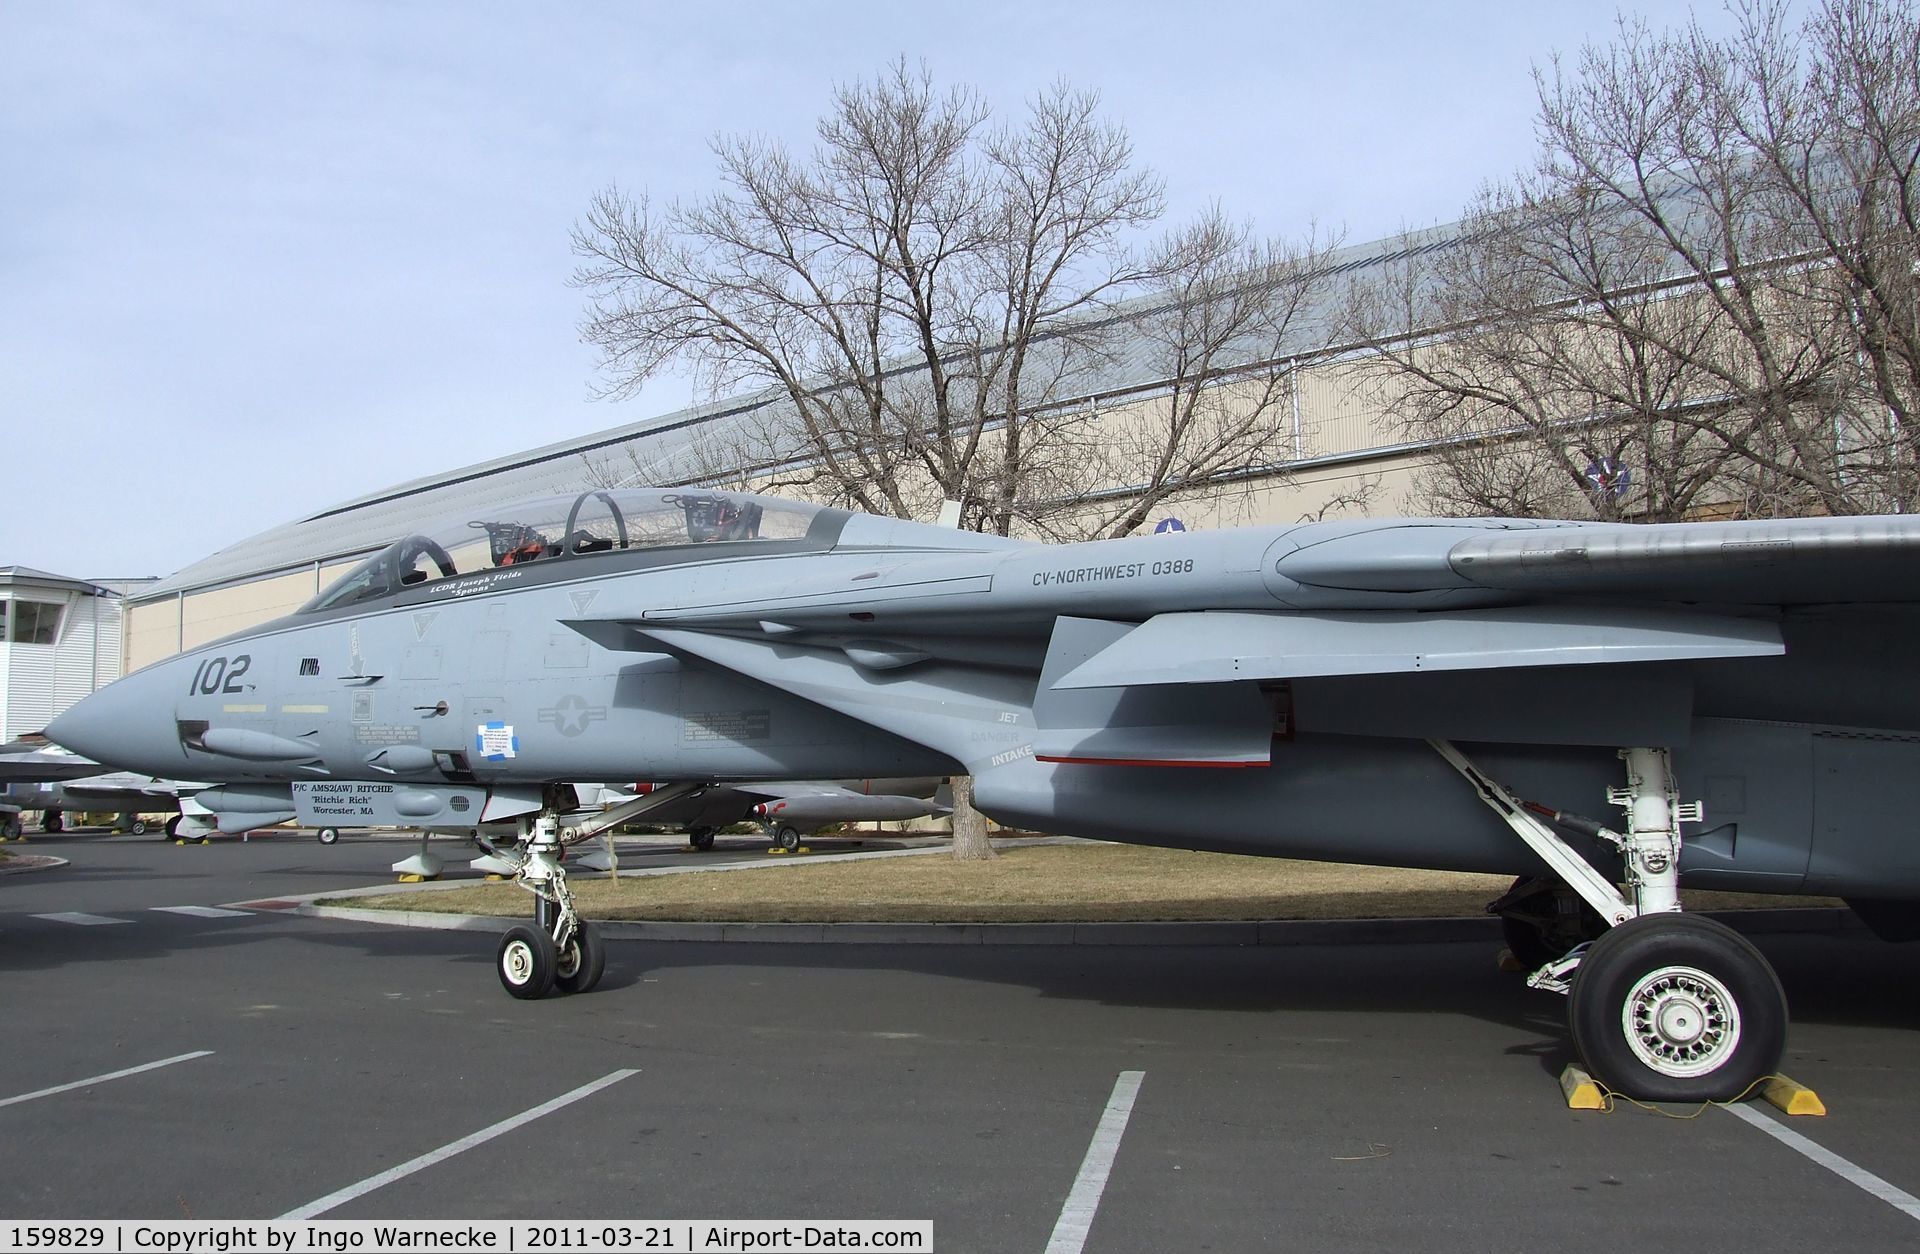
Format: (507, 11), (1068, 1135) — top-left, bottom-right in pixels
(1432, 740), (1787, 1102)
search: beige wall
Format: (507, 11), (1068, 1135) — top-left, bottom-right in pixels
(125, 559), (362, 672)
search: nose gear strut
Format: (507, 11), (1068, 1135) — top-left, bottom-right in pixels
(491, 782), (709, 999)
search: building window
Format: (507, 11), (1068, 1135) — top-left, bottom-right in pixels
(6, 600), (63, 645)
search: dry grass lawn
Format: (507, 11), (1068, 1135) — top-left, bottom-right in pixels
(328, 843), (1836, 924)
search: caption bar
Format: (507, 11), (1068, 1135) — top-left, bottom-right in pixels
(2, 1222), (933, 1253)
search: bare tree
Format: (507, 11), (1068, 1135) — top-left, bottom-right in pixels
(1721, 0), (1920, 508)
(573, 61), (1337, 855)
(1346, 0), (1919, 521)
(1041, 209), (1342, 539)
(572, 62), (1165, 535)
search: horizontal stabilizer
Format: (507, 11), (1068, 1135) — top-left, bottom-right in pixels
(1053, 607), (1782, 689)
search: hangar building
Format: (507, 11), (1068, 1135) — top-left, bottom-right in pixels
(121, 228), (1450, 671)
(1, 569), (154, 741)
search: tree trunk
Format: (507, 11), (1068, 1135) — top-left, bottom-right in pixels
(948, 774), (996, 861)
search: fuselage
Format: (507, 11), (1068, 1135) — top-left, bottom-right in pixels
(47, 490), (1920, 901)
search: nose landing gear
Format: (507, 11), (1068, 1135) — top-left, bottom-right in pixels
(495, 810), (605, 999)
(490, 782), (706, 999)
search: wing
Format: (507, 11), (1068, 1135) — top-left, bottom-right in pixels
(567, 514), (1920, 768)
(0, 739), (109, 784)
(1275, 514), (1920, 603)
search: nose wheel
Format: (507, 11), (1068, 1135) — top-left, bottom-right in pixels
(555, 919), (607, 994)
(495, 807), (610, 998)
(497, 925), (558, 999)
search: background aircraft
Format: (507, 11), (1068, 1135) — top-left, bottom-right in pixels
(46, 486), (1920, 1101)
(0, 737), (194, 837)
(617, 777), (948, 850)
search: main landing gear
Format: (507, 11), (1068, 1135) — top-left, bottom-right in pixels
(1435, 741), (1788, 1103)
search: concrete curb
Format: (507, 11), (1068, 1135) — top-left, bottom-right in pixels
(289, 903), (1866, 947)
(0, 853), (70, 875)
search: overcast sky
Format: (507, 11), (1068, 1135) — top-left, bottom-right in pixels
(1, 0), (1766, 579)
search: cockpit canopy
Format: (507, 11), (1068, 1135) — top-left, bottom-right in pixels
(298, 489), (831, 614)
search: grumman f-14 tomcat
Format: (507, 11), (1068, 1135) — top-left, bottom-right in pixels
(0, 737), (198, 838)
(45, 487), (1920, 1101)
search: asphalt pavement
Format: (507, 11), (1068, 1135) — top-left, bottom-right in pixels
(2, 828), (1918, 1252)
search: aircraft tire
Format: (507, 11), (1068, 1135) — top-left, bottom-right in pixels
(776, 825), (801, 852)
(497, 925), (557, 999)
(165, 815), (182, 838)
(42, 812), (63, 833)
(1568, 913), (1786, 1103)
(1, 814), (20, 839)
(130, 819), (149, 836)
(317, 827), (341, 846)
(689, 827), (716, 852)
(555, 920), (607, 995)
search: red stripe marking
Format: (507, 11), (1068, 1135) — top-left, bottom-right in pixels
(1034, 755), (1268, 769)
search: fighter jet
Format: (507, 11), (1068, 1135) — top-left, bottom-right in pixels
(620, 777), (948, 850)
(45, 486), (1920, 1101)
(0, 738), (196, 837)
(1, 775), (194, 837)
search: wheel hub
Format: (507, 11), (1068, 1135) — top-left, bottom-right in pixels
(1622, 965), (1741, 1077)
(502, 940), (533, 984)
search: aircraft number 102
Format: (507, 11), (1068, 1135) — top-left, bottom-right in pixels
(188, 654), (252, 695)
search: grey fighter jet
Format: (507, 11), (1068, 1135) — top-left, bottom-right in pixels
(615, 777), (948, 850)
(45, 487), (1920, 1100)
(0, 738), (196, 837)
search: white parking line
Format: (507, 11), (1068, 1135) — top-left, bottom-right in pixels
(1725, 1103), (1920, 1223)
(0, 1051), (215, 1109)
(1045, 1071), (1145, 1254)
(152, 905), (252, 918)
(30, 912), (128, 926)
(277, 1069), (640, 1220)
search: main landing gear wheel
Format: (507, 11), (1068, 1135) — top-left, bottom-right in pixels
(317, 827), (341, 845)
(164, 815), (182, 839)
(775, 824), (801, 852)
(555, 919), (607, 994)
(42, 812), (63, 833)
(689, 826), (716, 852)
(497, 925), (557, 999)
(1569, 913), (1787, 1103)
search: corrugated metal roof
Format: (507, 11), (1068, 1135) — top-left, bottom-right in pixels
(134, 225), (1456, 603)
(0, 567), (117, 597)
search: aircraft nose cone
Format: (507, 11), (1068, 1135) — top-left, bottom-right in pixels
(43, 699), (105, 762)
(46, 669), (182, 775)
